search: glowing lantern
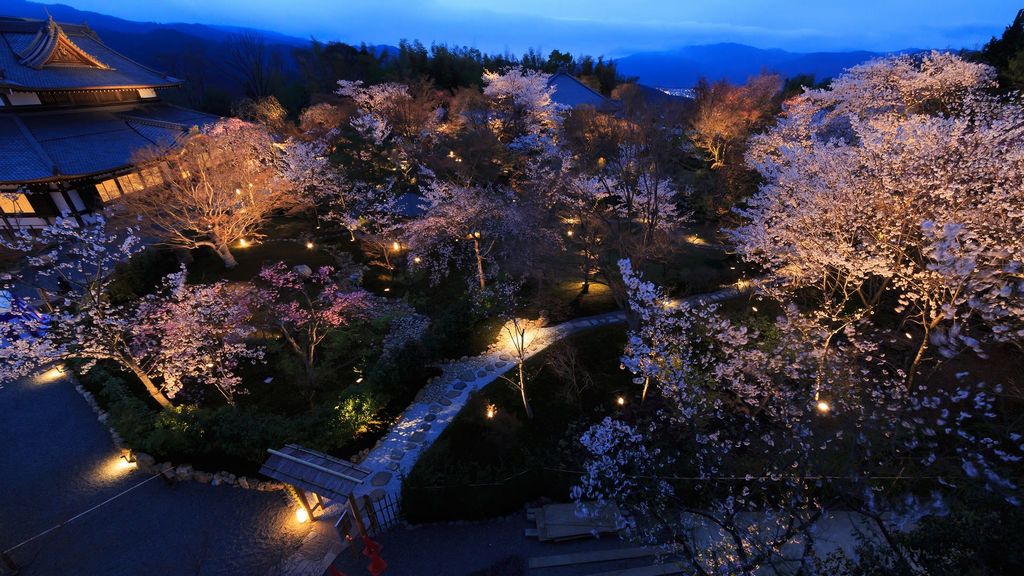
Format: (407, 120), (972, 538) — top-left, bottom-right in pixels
(816, 400), (831, 414)
(296, 508), (310, 523)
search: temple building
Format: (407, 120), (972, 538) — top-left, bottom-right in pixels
(0, 16), (217, 234)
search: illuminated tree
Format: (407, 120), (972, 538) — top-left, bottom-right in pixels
(734, 52), (1024, 381)
(131, 268), (262, 403)
(124, 119), (291, 268)
(402, 180), (529, 289)
(248, 262), (373, 394)
(688, 73), (781, 169)
(573, 259), (1022, 575)
(0, 219), (259, 407)
(482, 66), (563, 149)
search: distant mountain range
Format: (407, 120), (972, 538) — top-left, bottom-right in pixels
(616, 43), (896, 88)
(4, 1), (911, 96)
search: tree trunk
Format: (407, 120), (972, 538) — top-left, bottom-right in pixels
(126, 360), (173, 409)
(472, 238), (486, 290)
(214, 242), (239, 269)
(518, 361), (533, 419)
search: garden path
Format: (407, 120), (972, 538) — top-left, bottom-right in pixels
(353, 279), (758, 506)
(274, 281), (758, 575)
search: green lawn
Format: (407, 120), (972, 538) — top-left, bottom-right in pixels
(403, 324), (633, 522)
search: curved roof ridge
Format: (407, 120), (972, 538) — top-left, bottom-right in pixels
(17, 16), (110, 70)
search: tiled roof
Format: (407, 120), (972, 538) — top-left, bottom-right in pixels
(0, 17), (179, 90)
(548, 72), (611, 109)
(0, 102), (219, 184)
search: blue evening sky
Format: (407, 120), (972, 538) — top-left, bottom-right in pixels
(56, 0), (1019, 55)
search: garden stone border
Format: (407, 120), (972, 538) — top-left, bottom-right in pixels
(71, 374), (284, 493)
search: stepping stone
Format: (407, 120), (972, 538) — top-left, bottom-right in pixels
(403, 442), (417, 451)
(453, 382), (467, 390)
(389, 450), (404, 461)
(445, 390), (461, 399)
(424, 413), (437, 421)
(477, 369), (488, 377)
(438, 397), (452, 406)
(418, 423), (431, 431)
(371, 471), (392, 487)
(499, 353), (512, 361)
(386, 462), (399, 471)
(495, 361), (507, 368)
(428, 405), (441, 414)
(410, 431), (427, 443)
(459, 370), (475, 382)
(370, 488), (387, 501)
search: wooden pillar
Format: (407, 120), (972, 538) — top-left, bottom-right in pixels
(362, 494), (381, 535)
(291, 484), (314, 519)
(347, 493), (368, 538)
(314, 492), (325, 511)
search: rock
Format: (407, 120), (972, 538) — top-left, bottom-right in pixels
(221, 472), (237, 485)
(477, 369), (488, 377)
(158, 463), (175, 480)
(389, 450), (404, 461)
(134, 452), (156, 473)
(211, 473), (223, 487)
(193, 471), (213, 484)
(428, 405), (441, 414)
(403, 442), (417, 451)
(237, 476), (251, 489)
(424, 413), (437, 422)
(499, 353), (512, 361)
(410, 431), (427, 443)
(174, 464), (193, 482)
(453, 382), (467, 391)
(386, 462), (399, 471)
(418, 422), (432, 430)
(370, 471), (392, 487)
(459, 370), (475, 382)
(438, 397), (452, 406)
(445, 390), (461, 399)
(495, 361), (507, 369)
(293, 264), (313, 277)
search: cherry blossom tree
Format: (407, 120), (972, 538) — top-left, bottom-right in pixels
(131, 267), (262, 403)
(482, 66), (563, 150)
(402, 180), (529, 289)
(248, 262), (373, 395)
(124, 119), (292, 268)
(555, 146), (688, 317)
(572, 259), (1022, 575)
(0, 218), (264, 406)
(733, 52), (1024, 382)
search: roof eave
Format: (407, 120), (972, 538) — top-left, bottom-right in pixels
(1, 82), (182, 92)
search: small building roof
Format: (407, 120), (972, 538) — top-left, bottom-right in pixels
(260, 444), (372, 501)
(547, 72), (612, 110)
(0, 17), (180, 91)
(0, 102), (219, 185)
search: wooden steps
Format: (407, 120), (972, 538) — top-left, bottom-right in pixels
(587, 563), (684, 576)
(528, 547), (659, 569)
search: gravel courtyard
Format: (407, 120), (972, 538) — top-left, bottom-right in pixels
(0, 372), (309, 576)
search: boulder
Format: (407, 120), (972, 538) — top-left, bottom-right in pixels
(174, 464), (194, 482)
(158, 463), (175, 480)
(134, 452), (156, 473)
(211, 473), (223, 487)
(222, 472), (237, 485)
(293, 264), (313, 277)
(193, 471), (213, 484)
(237, 476), (251, 489)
